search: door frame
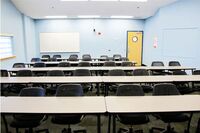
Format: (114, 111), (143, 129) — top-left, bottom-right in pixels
(126, 30), (144, 65)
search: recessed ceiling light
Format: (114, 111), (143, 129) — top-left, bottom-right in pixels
(77, 15), (101, 18)
(110, 16), (134, 19)
(45, 16), (68, 19)
(120, 0), (148, 2)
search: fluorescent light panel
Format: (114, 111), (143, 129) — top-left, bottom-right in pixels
(45, 16), (68, 18)
(110, 16), (134, 18)
(78, 15), (100, 18)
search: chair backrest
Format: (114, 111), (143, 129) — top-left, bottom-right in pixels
(133, 69), (149, 76)
(58, 62), (70, 67)
(173, 70), (187, 75)
(47, 70), (65, 76)
(113, 54), (122, 61)
(153, 83), (180, 96)
(108, 69), (126, 76)
(169, 61), (181, 66)
(16, 70), (32, 77)
(19, 87), (45, 96)
(193, 70), (200, 75)
(68, 54), (78, 61)
(33, 62), (46, 67)
(151, 61), (164, 66)
(78, 62), (91, 67)
(56, 84), (83, 96)
(42, 55), (50, 59)
(73, 69), (91, 76)
(104, 61), (116, 66)
(82, 54), (92, 61)
(100, 55), (108, 61)
(117, 84), (144, 96)
(53, 55), (61, 59)
(121, 57), (129, 61)
(31, 58), (41, 62)
(121, 61), (133, 66)
(0, 69), (9, 77)
(13, 63), (25, 68)
(49, 57), (57, 62)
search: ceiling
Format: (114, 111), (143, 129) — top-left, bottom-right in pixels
(11, 0), (179, 19)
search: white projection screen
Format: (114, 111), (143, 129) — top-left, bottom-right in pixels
(39, 32), (80, 53)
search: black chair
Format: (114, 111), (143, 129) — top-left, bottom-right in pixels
(104, 61), (116, 66)
(17, 70), (33, 77)
(13, 63), (26, 68)
(132, 69), (153, 93)
(73, 69), (91, 92)
(33, 62), (46, 67)
(193, 70), (200, 91)
(41, 55), (50, 61)
(46, 70), (65, 94)
(169, 61), (181, 66)
(0, 69), (9, 77)
(113, 54), (122, 61)
(68, 54), (78, 61)
(33, 63), (46, 76)
(58, 62), (71, 67)
(53, 55), (61, 59)
(10, 87), (49, 133)
(121, 61), (133, 66)
(0, 69), (9, 95)
(51, 84), (86, 133)
(151, 61), (166, 75)
(78, 62), (91, 67)
(173, 70), (193, 94)
(99, 55), (108, 61)
(10, 70), (33, 93)
(116, 84), (149, 133)
(53, 55), (62, 61)
(82, 54), (92, 61)
(31, 58), (41, 62)
(150, 83), (190, 133)
(106, 69), (126, 93)
(108, 69), (126, 76)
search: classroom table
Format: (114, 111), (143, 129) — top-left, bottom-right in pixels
(105, 95), (200, 133)
(7, 66), (195, 76)
(1, 96), (106, 133)
(102, 75), (200, 95)
(0, 76), (103, 95)
(25, 61), (136, 67)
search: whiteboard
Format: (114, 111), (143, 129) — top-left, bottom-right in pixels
(39, 32), (80, 53)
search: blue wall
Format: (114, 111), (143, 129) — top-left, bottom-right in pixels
(143, 0), (200, 68)
(35, 19), (144, 58)
(1, 0), (36, 69)
(1, 0), (200, 69)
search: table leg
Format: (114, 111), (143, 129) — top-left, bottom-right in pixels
(97, 114), (101, 133)
(96, 83), (100, 96)
(112, 114), (116, 133)
(107, 114), (111, 133)
(2, 114), (9, 133)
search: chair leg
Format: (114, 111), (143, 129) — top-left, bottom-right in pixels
(16, 128), (19, 133)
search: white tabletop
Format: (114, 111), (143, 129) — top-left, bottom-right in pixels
(1, 75), (200, 84)
(102, 75), (200, 83)
(8, 66), (195, 72)
(105, 95), (200, 113)
(0, 76), (103, 84)
(1, 96), (106, 114)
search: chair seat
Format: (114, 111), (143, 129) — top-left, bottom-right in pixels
(159, 113), (189, 123)
(52, 114), (82, 125)
(117, 114), (149, 125)
(10, 119), (41, 128)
